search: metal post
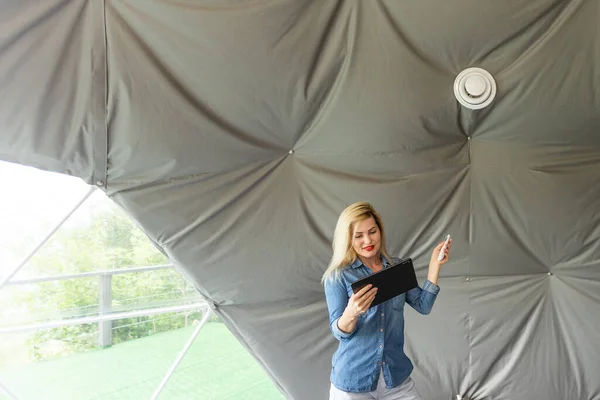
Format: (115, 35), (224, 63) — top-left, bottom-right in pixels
(99, 274), (113, 347)
(151, 308), (213, 400)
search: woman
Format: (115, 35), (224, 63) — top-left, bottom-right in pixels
(322, 202), (451, 399)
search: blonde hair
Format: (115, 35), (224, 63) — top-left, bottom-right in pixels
(321, 202), (392, 283)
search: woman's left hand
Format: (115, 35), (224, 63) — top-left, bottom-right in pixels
(426, 239), (452, 285)
(430, 238), (452, 268)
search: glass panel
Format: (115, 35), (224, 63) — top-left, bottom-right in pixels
(11, 188), (169, 280)
(0, 161), (90, 282)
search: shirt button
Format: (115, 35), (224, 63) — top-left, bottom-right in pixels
(380, 329), (384, 332)
(379, 345), (383, 349)
(381, 313), (384, 317)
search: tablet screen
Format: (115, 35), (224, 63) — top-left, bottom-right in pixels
(350, 258), (418, 308)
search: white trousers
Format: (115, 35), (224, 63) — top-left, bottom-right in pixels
(329, 371), (423, 400)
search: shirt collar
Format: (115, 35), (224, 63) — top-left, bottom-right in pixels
(350, 254), (391, 269)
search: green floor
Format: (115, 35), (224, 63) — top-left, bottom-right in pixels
(0, 323), (284, 400)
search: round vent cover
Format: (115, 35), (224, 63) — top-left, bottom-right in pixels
(453, 67), (497, 110)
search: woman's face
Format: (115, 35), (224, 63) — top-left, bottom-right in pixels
(351, 217), (381, 261)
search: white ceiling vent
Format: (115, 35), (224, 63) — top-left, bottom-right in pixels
(454, 67), (497, 110)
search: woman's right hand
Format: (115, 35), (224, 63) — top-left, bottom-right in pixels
(344, 284), (378, 319)
(336, 284), (378, 334)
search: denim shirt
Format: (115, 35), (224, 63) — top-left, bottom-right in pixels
(324, 256), (440, 393)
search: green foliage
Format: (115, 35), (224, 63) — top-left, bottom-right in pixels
(30, 324), (99, 361)
(14, 203), (205, 362)
(111, 310), (205, 345)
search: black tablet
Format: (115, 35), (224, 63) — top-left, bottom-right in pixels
(350, 258), (418, 308)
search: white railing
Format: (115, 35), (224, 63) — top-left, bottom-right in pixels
(1, 264), (211, 400)
(1, 265), (207, 344)
(5, 264), (174, 285)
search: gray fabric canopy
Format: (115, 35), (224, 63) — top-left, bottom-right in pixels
(1, 1), (599, 399)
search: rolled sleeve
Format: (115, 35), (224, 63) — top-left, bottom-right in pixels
(331, 316), (354, 340)
(324, 276), (355, 341)
(406, 279), (440, 315)
(422, 279), (441, 295)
